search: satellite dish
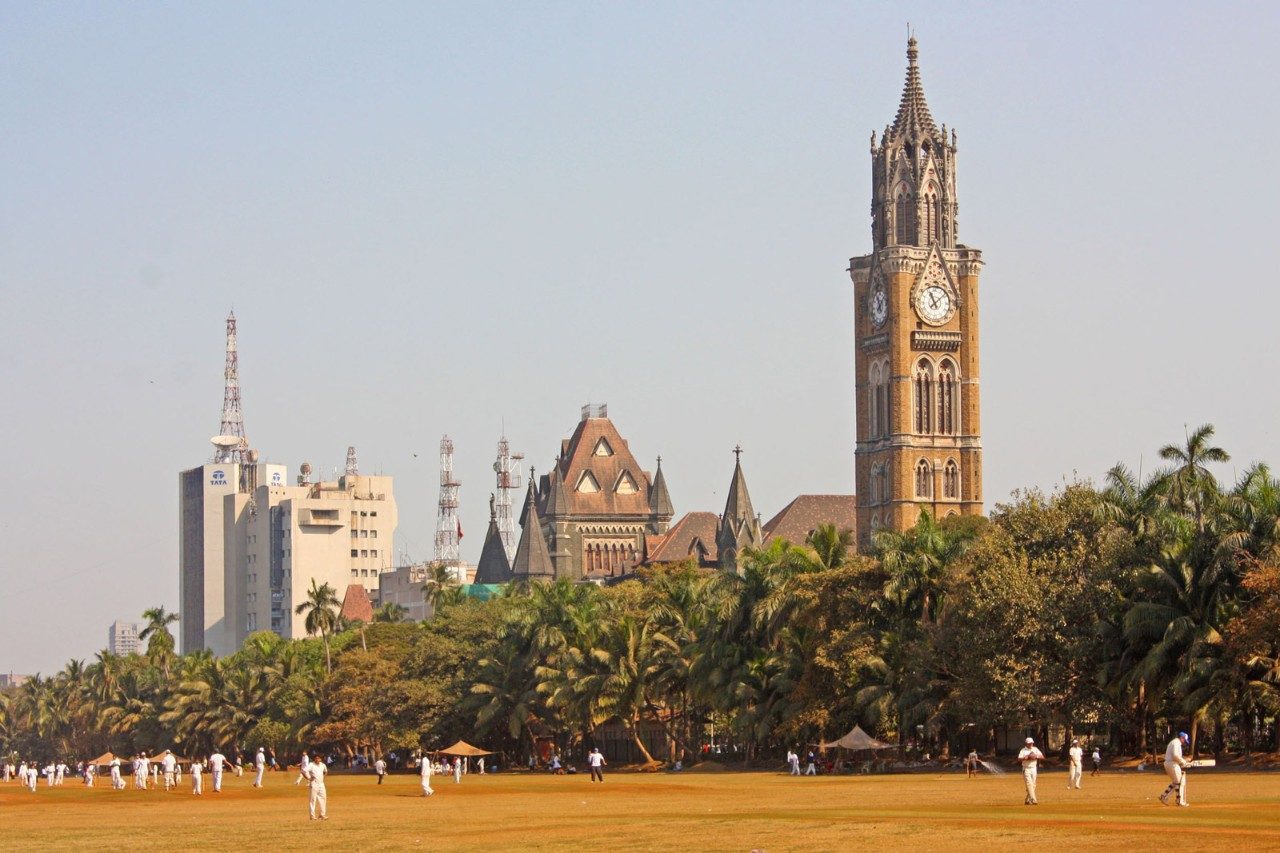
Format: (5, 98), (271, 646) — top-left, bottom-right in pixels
(211, 435), (243, 448)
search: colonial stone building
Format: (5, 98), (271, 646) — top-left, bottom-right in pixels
(511, 405), (673, 582)
(849, 37), (984, 549)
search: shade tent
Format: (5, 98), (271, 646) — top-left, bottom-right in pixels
(820, 725), (893, 751)
(436, 740), (493, 757)
(150, 749), (189, 765)
(88, 752), (117, 767)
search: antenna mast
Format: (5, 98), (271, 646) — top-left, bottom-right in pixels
(345, 445), (359, 476)
(493, 435), (524, 562)
(212, 311), (248, 463)
(434, 435), (461, 564)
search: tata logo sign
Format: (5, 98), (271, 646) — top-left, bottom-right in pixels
(271, 472), (282, 484)
(210, 470), (229, 486)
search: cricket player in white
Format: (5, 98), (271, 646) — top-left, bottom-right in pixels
(787, 749), (800, 776)
(1159, 731), (1191, 807)
(453, 757), (463, 784)
(163, 752), (177, 790)
(296, 752), (310, 786)
(191, 760), (204, 795)
(1067, 739), (1083, 789)
(1018, 737), (1044, 805)
(420, 755), (434, 797)
(306, 755), (328, 820)
(27, 764), (38, 791)
(253, 748), (266, 788)
(110, 757), (124, 790)
(209, 751), (227, 793)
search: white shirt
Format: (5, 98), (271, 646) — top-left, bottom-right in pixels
(1068, 746), (1083, 765)
(588, 752), (604, 767)
(300, 755), (311, 770)
(256, 751), (265, 768)
(1164, 738), (1189, 767)
(210, 753), (226, 772)
(1017, 746), (1044, 768)
(163, 755), (176, 772)
(1092, 750), (1101, 762)
(306, 761), (327, 788)
(191, 762), (203, 775)
(375, 759), (386, 774)
(420, 760), (432, 778)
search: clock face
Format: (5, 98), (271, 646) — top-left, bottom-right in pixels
(916, 285), (952, 324)
(870, 288), (888, 327)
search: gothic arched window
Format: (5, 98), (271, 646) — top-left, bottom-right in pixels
(895, 190), (915, 245)
(915, 459), (933, 498)
(944, 459), (960, 499)
(938, 358), (957, 435)
(923, 188), (940, 245)
(877, 360), (889, 437)
(914, 358), (934, 434)
(868, 363), (881, 438)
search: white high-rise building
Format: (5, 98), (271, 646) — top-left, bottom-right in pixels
(107, 621), (141, 656)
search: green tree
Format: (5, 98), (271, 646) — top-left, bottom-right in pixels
(139, 606), (181, 679)
(295, 580), (341, 674)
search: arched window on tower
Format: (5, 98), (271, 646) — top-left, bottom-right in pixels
(876, 359), (889, 437)
(878, 465), (889, 505)
(943, 459), (960, 499)
(868, 363), (880, 438)
(895, 190), (915, 245)
(915, 459), (933, 499)
(923, 188), (940, 245)
(938, 359), (957, 435)
(914, 358), (934, 434)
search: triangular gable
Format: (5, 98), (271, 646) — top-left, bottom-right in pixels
(913, 244), (959, 301)
(592, 438), (614, 457)
(614, 470), (638, 495)
(576, 471), (601, 493)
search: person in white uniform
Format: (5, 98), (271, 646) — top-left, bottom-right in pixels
(787, 749), (800, 776)
(191, 759), (204, 795)
(85, 762), (96, 787)
(295, 752), (310, 786)
(1017, 737), (1044, 805)
(209, 751), (227, 793)
(55, 762), (66, 785)
(588, 748), (606, 783)
(253, 748), (266, 788)
(453, 756), (463, 784)
(163, 752), (177, 790)
(420, 754), (434, 797)
(1159, 731), (1192, 807)
(1067, 739), (1083, 789)
(306, 753), (328, 820)
(374, 757), (386, 785)
(27, 763), (38, 791)
(110, 757), (123, 790)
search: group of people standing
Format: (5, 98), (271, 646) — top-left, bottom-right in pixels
(1016, 731), (1195, 807)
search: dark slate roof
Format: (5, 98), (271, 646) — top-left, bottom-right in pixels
(544, 414), (655, 518)
(474, 516), (513, 584)
(648, 457), (674, 518)
(762, 495), (857, 547)
(722, 455), (756, 524)
(890, 37), (941, 142)
(339, 583), (374, 623)
(647, 511), (719, 565)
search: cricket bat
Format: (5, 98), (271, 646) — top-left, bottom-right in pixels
(1188, 759), (1216, 767)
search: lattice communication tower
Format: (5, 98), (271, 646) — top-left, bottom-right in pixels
(345, 445), (359, 476)
(434, 435), (461, 563)
(493, 436), (524, 562)
(212, 311), (248, 463)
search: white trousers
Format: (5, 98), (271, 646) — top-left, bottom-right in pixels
(192, 774), (203, 794)
(309, 785), (327, 819)
(1068, 761), (1082, 788)
(1164, 762), (1186, 805)
(254, 766), (264, 786)
(1022, 766), (1038, 803)
(165, 771), (175, 789)
(111, 769), (123, 789)
(213, 769), (223, 792)
(421, 776), (434, 796)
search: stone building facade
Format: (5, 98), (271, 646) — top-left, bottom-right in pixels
(849, 37), (984, 549)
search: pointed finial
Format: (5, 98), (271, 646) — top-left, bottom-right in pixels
(656, 455), (663, 467)
(733, 445), (743, 462)
(489, 492), (496, 520)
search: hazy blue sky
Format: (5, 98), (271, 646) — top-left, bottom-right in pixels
(3, 2), (1278, 674)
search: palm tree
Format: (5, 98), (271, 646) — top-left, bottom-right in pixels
(295, 580), (341, 674)
(1159, 424), (1229, 532)
(874, 509), (968, 625)
(372, 602), (407, 623)
(423, 562), (461, 615)
(139, 606), (181, 679)
(806, 523), (855, 570)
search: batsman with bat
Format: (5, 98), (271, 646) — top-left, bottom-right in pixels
(1159, 731), (1192, 806)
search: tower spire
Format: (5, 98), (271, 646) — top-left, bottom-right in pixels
(890, 35), (940, 142)
(212, 311), (248, 463)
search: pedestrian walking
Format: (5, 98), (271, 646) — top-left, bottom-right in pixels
(1067, 739), (1083, 789)
(1091, 747), (1102, 776)
(1018, 737), (1044, 805)
(191, 760), (204, 795)
(787, 749), (800, 776)
(588, 747), (606, 783)
(1159, 731), (1192, 807)
(110, 757), (123, 790)
(374, 757), (387, 785)
(966, 749), (980, 778)
(306, 753), (328, 820)
(453, 757), (463, 784)
(163, 752), (177, 790)
(804, 750), (817, 776)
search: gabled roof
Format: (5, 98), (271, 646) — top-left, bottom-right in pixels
(890, 37), (941, 142)
(545, 413), (656, 517)
(763, 495), (857, 547)
(723, 452), (756, 524)
(512, 482), (555, 579)
(646, 511), (719, 565)
(339, 584), (374, 623)
(474, 512), (513, 585)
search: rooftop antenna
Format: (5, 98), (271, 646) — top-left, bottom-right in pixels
(493, 434), (525, 562)
(210, 311), (249, 463)
(434, 436), (461, 565)
(345, 445), (359, 476)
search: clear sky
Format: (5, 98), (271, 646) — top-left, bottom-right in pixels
(3, 2), (1278, 674)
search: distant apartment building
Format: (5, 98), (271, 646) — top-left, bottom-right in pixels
(0, 673), (30, 689)
(108, 621), (142, 656)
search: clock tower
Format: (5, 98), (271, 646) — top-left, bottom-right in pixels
(849, 37), (983, 550)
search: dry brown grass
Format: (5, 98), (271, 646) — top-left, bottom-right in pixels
(3, 766), (1279, 851)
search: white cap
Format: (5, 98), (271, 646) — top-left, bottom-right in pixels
(1025, 737), (1034, 744)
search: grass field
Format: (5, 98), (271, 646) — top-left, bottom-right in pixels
(3, 766), (1279, 851)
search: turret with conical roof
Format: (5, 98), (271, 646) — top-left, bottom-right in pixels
(648, 456), (674, 519)
(512, 480), (555, 580)
(475, 494), (513, 584)
(717, 446), (763, 574)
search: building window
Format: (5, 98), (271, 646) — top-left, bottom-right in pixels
(370, 511), (377, 517)
(351, 529), (358, 538)
(351, 569), (358, 577)
(370, 530), (378, 538)
(360, 550), (368, 557)
(938, 358), (958, 435)
(351, 549), (359, 558)
(370, 550), (378, 558)
(895, 190), (914, 245)
(877, 362), (889, 437)
(944, 459), (960, 499)
(915, 459), (933, 498)
(914, 358), (934, 434)
(878, 466), (889, 505)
